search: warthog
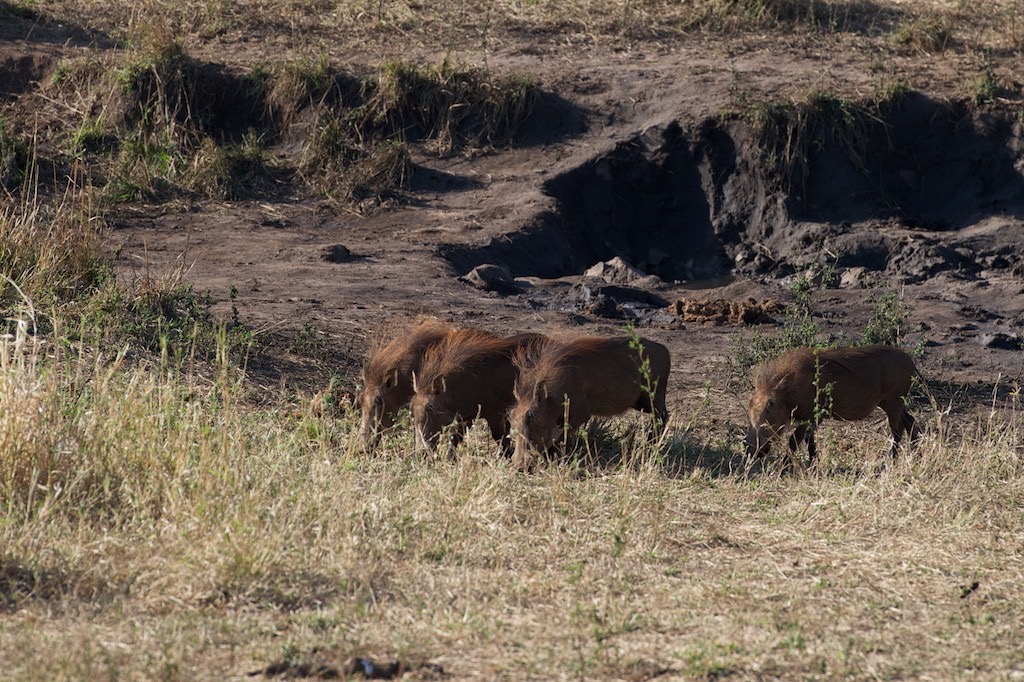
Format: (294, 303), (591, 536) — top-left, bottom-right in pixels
(358, 318), (456, 449)
(745, 344), (921, 469)
(509, 335), (671, 471)
(410, 330), (545, 456)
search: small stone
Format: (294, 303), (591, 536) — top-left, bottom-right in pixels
(458, 264), (517, 292)
(323, 244), (357, 263)
(840, 266), (866, 289)
(978, 332), (1021, 350)
(583, 256), (644, 284)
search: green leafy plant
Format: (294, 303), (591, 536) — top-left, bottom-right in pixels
(974, 52), (1000, 106)
(861, 290), (913, 347)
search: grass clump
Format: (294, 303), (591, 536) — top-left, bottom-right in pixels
(0, 117), (30, 189)
(746, 89), (883, 194)
(894, 12), (953, 52)
(296, 58), (535, 204)
(684, 0), (846, 33)
(300, 115), (412, 205)
(0, 182), (108, 313)
(368, 59), (538, 156)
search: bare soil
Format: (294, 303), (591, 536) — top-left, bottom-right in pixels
(3, 3), (1024, 428)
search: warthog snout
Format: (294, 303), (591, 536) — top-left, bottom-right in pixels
(358, 393), (387, 449)
(744, 425), (772, 458)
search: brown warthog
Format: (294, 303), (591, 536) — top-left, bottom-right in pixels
(358, 318), (457, 449)
(509, 335), (671, 471)
(410, 330), (545, 456)
(745, 344), (921, 469)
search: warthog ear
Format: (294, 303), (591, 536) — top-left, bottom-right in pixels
(772, 373), (792, 392)
(538, 382), (548, 401)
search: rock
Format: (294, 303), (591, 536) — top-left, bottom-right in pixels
(840, 266), (866, 289)
(323, 244), (359, 263)
(633, 274), (666, 290)
(583, 256), (644, 284)
(977, 332), (1021, 350)
(458, 264), (517, 293)
(564, 279), (670, 319)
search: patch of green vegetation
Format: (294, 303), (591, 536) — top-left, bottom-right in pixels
(69, 118), (111, 156)
(0, 0), (37, 19)
(974, 53), (1000, 106)
(80, 279), (253, 365)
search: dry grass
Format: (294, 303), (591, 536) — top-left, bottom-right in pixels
(1, 359), (1023, 679)
(36, 0), (1024, 54)
(1, 224), (1022, 679)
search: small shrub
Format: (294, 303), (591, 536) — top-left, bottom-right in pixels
(729, 261), (835, 389)
(974, 54), (1000, 106)
(860, 290), (912, 347)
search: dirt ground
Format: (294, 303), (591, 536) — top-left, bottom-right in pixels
(4, 4), (1024, 431)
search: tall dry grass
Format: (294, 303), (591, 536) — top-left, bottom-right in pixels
(1, 254), (1023, 680)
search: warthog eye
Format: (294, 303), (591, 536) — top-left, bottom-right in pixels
(373, 395), (383, 406)
(766, 398), (775, 408)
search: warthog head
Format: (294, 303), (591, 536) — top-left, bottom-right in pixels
(409, 374), (458, 454)
(744, 387), (791, 458)
(510, 382), (565, 470)
(358, 369), (403, 449)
